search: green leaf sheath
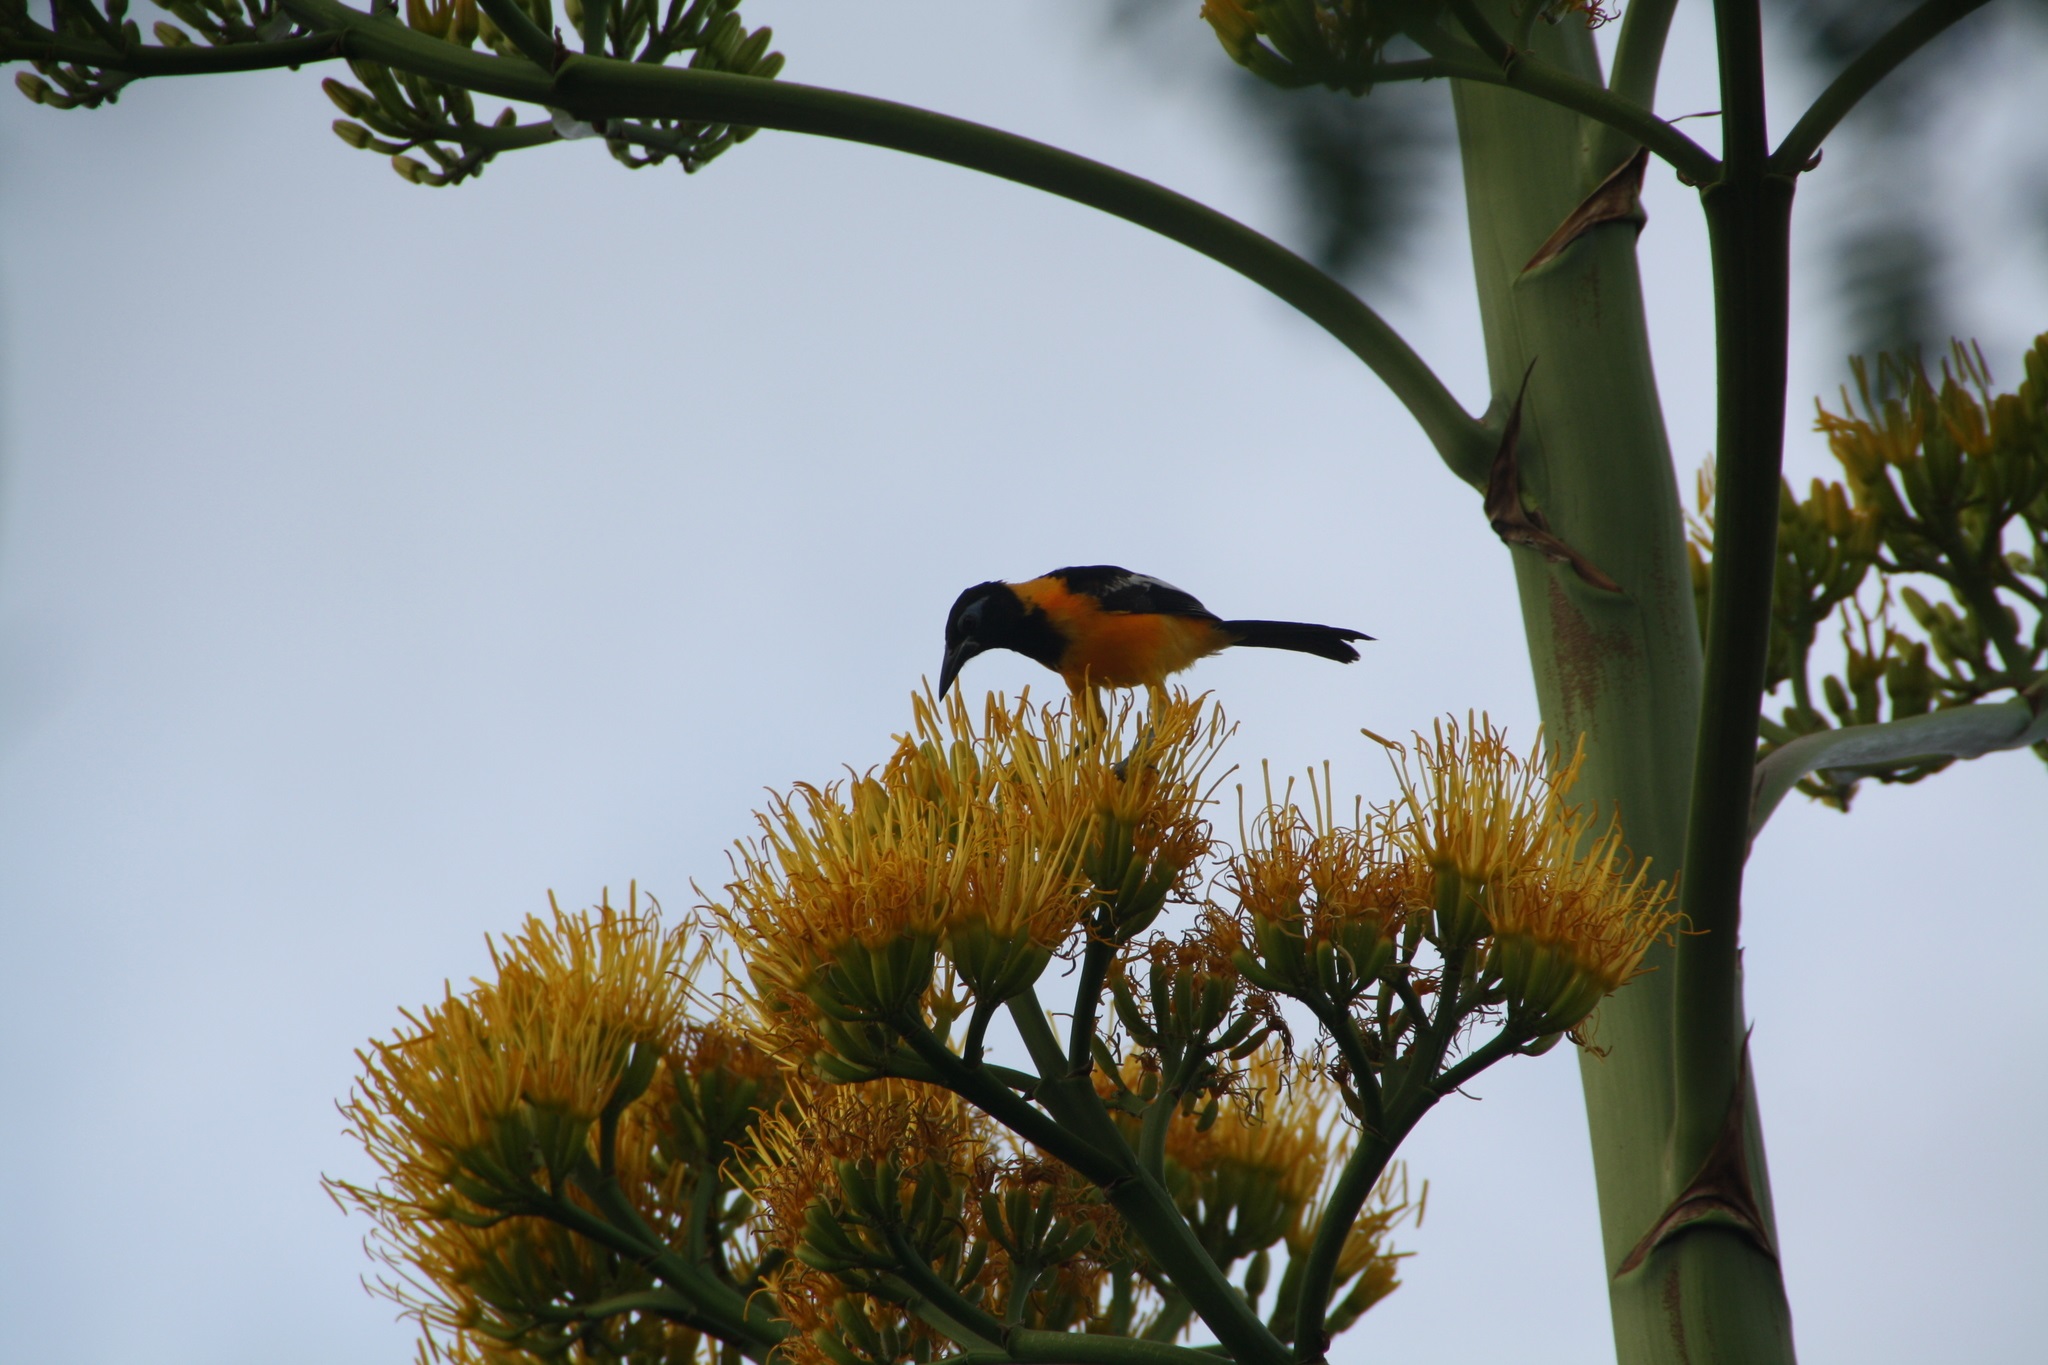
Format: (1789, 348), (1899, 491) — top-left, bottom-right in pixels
(1749, 681), (2048, 837)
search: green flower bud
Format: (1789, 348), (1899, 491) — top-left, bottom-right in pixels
(323, 77), (372, 118)
(943, 916), (1051, 1005)
(390, 155), (443, 186)
(1430, 865), (1489, 948)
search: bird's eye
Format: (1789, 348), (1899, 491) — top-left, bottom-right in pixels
(959, 601), (985, 632)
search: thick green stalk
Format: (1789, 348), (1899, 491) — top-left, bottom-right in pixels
(1447, 4), (1791, 1361)
(1290, 1130), (1392, 1360)
(1678, 0), (1788, 1175)
(1097, 1168), (1295, 1365)
(1621, 7), (1800, 1356)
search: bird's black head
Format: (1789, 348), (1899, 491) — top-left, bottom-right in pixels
(939, 580), (1026, 697)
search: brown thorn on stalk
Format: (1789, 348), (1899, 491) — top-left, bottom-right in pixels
(1521, 146), (1650, 275)
(1482, 360), (1623, 592)
(1614, 1032), (1777, 1277)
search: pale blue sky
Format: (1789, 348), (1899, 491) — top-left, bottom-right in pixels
(1, 5), (2042, 1363)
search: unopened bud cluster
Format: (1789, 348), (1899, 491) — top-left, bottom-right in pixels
(1693, 333), (2048, 807)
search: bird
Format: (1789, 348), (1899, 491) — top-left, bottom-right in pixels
(938, 565), (1371, 699)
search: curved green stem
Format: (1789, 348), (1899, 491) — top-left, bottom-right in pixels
(532, 1184), (781, 1356)
(1770, 0), (1994, 176)
(474, 0), (553, 67)
(1065, 937), (1115, 1076)
(997, 1012), (1285, 1365)
(1593, 0), (1682, 174)
(1098, 1169), (1295, 1365)
(880, 1228), (1009, 1350)
(1289, 1131), (1391, 1362)
(1298, 995), (1385, 1133)
(894, 1017), (1125, 1187)
(251, 0), (1491, 480)
(1675, 0), (1792, 1222)
(0, 30), (342, 72)
(1446, 0), (1515, 69)
(1427, 1026), (1523, 1097)
(559, 1286), (733, 1323)
(1009, 989), (1134, 1161)
(1400, 20), (1719, 184)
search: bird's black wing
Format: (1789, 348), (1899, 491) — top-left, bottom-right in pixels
(1048, 566), (1219, 620)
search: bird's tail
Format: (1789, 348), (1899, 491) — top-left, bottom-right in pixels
(1222, 619), (1373, 664)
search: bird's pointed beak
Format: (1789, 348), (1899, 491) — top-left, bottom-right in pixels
(938, 644), (968, 698)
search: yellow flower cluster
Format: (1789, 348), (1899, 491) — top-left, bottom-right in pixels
(1160, 1046), (1336, 1252)
(1232, 716), (1675, 1039)
(1380, 717), (1671, 1026)
(1228, 771), (1429, 1003)
(746, 1078), (985, 1360)
(334, 697), (1668, 1365)
(330, 891), (777, 1361)
(710, 690), (1227, 1072)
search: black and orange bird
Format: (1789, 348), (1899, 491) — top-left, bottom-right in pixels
(937, 565), (1371, 698)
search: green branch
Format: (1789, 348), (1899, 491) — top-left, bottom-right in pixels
(1289, 1130), (1391, 1362)
(1426, 1026), (1523, 1098)
(473, 0), (554, 68)
(879, 1227), (1009, 1351)
(1008, 989), (1134, 1162)
(894, 1018), (1126, 1188)
(530, 1184), (782, 1357)
(945, 1330), (1232, 1365)
(996, 1007), (1286, 1365)
(1594, 0), (1682, 173)
(1399, 20), (1719, 185)
(1749, 680), (2048, 839)
(1065, 937), (1115, 1076)
(561, 1287), (725, 1324)
(0, 30), (343, 74)
(1097, 1169), (1296, 1365)
(1003, 1330), (1237, 1365)
(254, 0), (1492, 482)
(1770, 0), (1995, 176)
(1674, 0), (1792, 1183)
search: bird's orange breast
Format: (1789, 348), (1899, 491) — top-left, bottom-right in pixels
(1012, 577), (1232, 689)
